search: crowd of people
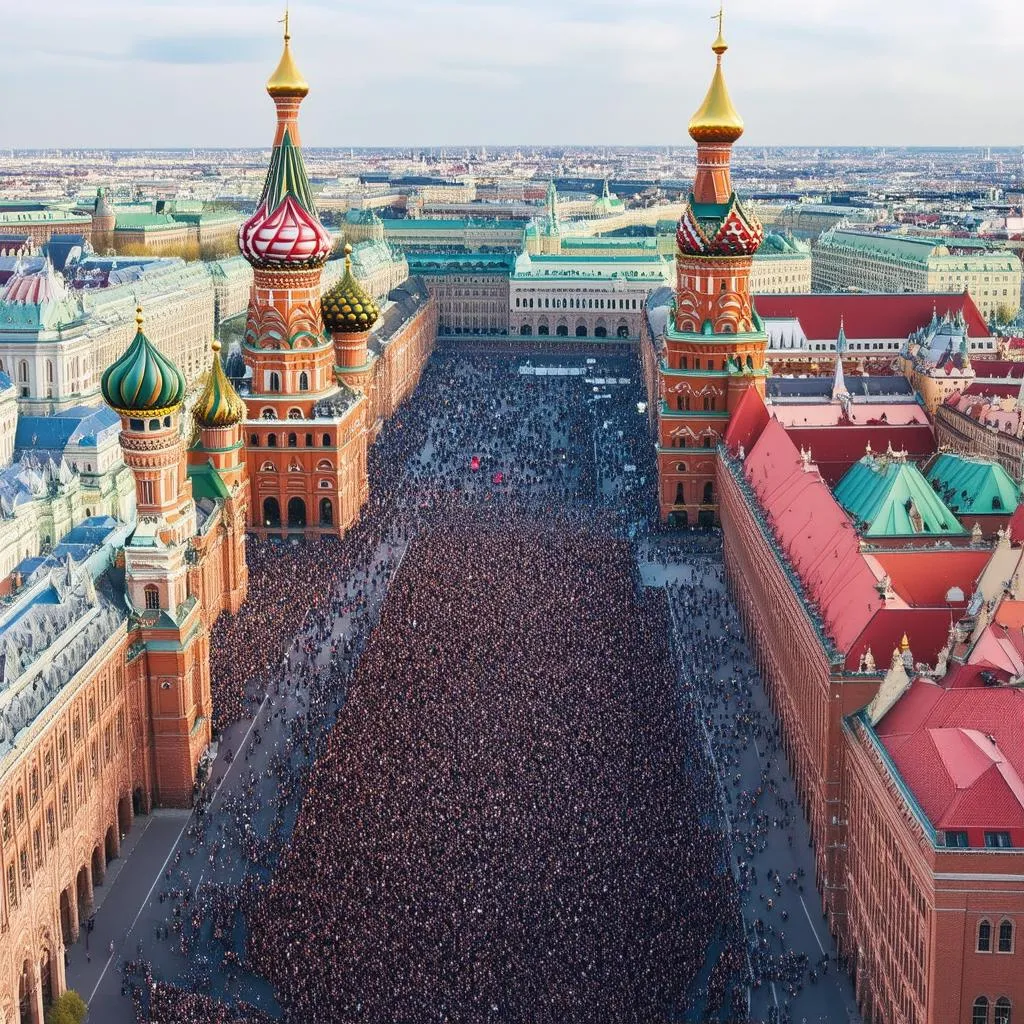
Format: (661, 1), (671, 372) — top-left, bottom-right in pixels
(247, 514), (734, 1022)
(119, 351), (847, 1024)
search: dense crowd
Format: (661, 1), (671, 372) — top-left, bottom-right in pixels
(247, 515), (733, 1022)
(121, 352), (847, 1024)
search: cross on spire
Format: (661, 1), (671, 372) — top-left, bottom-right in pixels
(280, 6), (291, 41)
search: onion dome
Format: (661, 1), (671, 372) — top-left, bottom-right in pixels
(676, 194), (764, 257)
(267, 13), (308, 98)
(239, 192), (333, 268)
(101, 307), (186, 416)
(194, 340), (246, 429)
(688, 18), (744, 144)
(321, 245), (379, 334)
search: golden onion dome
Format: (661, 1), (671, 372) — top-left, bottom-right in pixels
(194, 340), (246, 430)
(688, 19), (744, 145)
(321, 244), (379, 334)
(267, 13), (309, 98)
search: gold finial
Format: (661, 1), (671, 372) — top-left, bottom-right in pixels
(344, 242), (353, 268)
(688, 5), (744, 144)
(267, 9), (309, 98)
(135, 305), (144, 330)
(712, 3), (727, 56)
(211, 339), (222, 354)
(900, 633), (910, 652)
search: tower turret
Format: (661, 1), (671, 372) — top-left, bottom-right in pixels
(652, 9), (769, 525)
(323, 244), (379, 372)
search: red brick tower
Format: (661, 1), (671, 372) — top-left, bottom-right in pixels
(238, 17), (367, 539)
(102, 308), (211, 806)
(656, 14), (767, 526)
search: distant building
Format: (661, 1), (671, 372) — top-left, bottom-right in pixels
(381, 217), (527, 253)
(812, 230), (1022, 322)
(511, 252), (667, 342)
(406, 252), (514, 337)
(749, 232), (812, 293)
(0, 203), (92, 247)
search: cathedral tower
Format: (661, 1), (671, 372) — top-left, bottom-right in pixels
(655, 13), (768, 525)
(102, 309), (211, 805)
(239, 17), (368, 539)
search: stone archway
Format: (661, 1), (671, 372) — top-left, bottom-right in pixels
(104, 824), (119, 864)
(76, 864), (92, 922)
(118, 793), (133, 837)
(91, 845), (104, 887)
(59, 889), (75, 946)
(287, 497), (307, 529)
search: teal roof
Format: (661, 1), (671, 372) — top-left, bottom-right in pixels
(114, 213), (181, 231)
(101, 317), (186, 414)
(834, 455), (967, 537)
(383, 218), (527, 231)
(561, 236), (658, 251)
(187, 462), (231, 501)
(925, 454), (1021, 516)
(819, 230), (942, 267)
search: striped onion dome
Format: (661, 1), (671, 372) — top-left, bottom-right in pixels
(194, 340), (246, 429)
(321, 245), (379, 333)
(101, 308), (186, 416)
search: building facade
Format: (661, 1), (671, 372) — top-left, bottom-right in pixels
(0, 313), (249, 1023)
(812, 230), (1022, 322)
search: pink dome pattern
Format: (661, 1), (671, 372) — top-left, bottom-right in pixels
(3, 262), (68, 305)
(239, 194), (333, 269)
(676, 197), (764, 259)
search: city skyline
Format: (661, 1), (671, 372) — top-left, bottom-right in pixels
(1, 0), (1021, 150)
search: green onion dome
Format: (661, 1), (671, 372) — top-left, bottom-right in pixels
(321, 244), (379, 334)
(101, 307), (187, 416)
(194, 340), (246, 429)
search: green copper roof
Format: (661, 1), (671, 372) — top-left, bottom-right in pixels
(834, 455), (967, 538)
(260, 127), (319, 216)
(101, 314), (186, 415)
(925, 453), (1021, 516)
(114, 213), (181, 230)
(187, 462), (231, 501)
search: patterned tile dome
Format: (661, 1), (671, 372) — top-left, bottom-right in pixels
(321, 245), (379, 334)
(101, 307), (186, 416)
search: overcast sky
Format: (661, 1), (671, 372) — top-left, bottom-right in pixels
(1, 0), (1021, 149)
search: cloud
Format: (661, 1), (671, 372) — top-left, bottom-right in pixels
(129, 35), (268, 65)
(0, 0), (1019, 147)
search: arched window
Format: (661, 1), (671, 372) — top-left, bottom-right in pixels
(267, 434), (277, 448)
(268, 372), (281, 393)
(250, 434), (260, 447)
(288, 408), (302, 420)
(575, 325), (587, 337)
(261, 408), (277, 420)
(978, 920), (993, 952)
(288, 433), (297, 448)
(287, 497), (307, 529)
(674, 482), (684, 505)
(299, 371), (309, 392)
(17, 360), (27, 383)
(520, 325), (532, 336)
(999, 920), (1014, 953)
(143, 585), (160, 611)
(319, 498), (334, 526)
(322, 434), (331, 447)
(703, 482), (714, 505)
(263, 497), (281, 528)
(680, 356), (688, 370)
(305, 433), (313, 447)
(995, 998), (1012, 1024)
(975, 997), (990, 1024)
(674, 462), (687, 473)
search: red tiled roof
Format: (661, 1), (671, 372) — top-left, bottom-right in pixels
(744, 417), (882, 652)
(1010, 505), (1024, 545)
(960, 382), (1019, 399)
(783, 424), (935, 486)
(847, 607), (956, 673)
(972, 360), (1024, 380)
(877, 681), (1024, 837)
(870, 550), (988, 608)
(754, 292), (989, 341)
(723, 385), (771, 452)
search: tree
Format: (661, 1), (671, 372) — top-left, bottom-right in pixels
(46, 991), (87, 1024)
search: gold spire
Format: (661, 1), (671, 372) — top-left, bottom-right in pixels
(267, 8), (309, 98)
(135, 305), (144, 330)
(688, 5), (744, 145)
(900, 633), (911, 652)
(194, 339), (246, 430)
